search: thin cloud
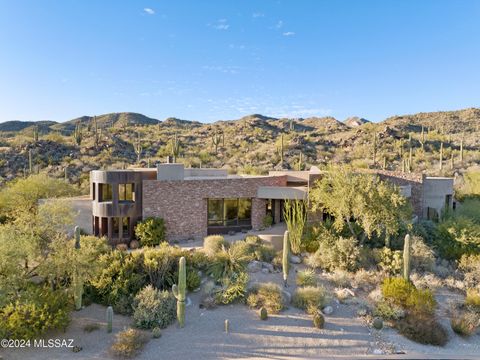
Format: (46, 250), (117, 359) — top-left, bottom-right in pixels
(210, 19), (230, 30)
(275, 20), (283, 29)
(143, 8), (155, 15)
(283, 31), (295, 36)
(252, 12), (265, 18)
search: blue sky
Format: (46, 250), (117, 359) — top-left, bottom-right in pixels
(0, 0), (479, 123)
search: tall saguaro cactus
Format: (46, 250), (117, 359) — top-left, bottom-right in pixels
(439, 142), (444, 171)
(134, 131), (142, 163)
(170, 133), (181, 162)
(212, 132), (222, 155)
(106, 306), (113, 333)
(460, 138), (464, 164)
(73, 226), (83, 310)
(282, 231), (290, 287)
(172, 256), (186, 328)
(28, 149), (33, 174)
(372, 132), (377, 166)
(403, 234), (411, 282)
(73, 122), (83, 146)
(277, 134), (284, 167)
(32, 125), (39, 143)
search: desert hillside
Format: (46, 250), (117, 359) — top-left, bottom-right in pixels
(0, 108), (479, 189)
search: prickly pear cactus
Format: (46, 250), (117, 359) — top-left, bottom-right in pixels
(172, 256), (186, 328)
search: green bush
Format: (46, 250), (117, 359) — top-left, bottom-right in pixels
(373, 300), (405, 320)
(214, 272), (249, 305)
(262, 214), (273, 228)
(451, 312), (478, 337)
(411, 236), (435, 273)
(465, 288), (480, 308)
(296, 269), (317, 287)
(292, 286), (328, 312)
(247, 282), (284, 314)
(306, 233), (360, 272)
(435, 217), (480, 260)
(186, 269), (201, 291)
(207, 244), (251, 281)
(376, 247), (402, 275)
(110, 328), (149, 359)
(253, 244), (276, 263)
(0, 286), (70, 340)
(396, 314), (448, 346)
(88, 250), (147, 315)
(203, 235), (226, 257)
(459, 254), (480, 288)
(381, 277), (436, 315)
(134, 217), (166, 247)
(132, 285), (176, 329)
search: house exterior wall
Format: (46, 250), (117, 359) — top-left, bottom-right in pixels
(143, 175), (287, 240)
(422, 178), (454, 218)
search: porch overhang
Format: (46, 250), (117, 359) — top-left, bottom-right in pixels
(257, 186), (307, 200)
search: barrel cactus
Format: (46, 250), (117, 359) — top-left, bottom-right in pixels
(106, 306), (113, 333)
(172, 256), (186, 328)
(282, 230), (290, 287)
(403, 234), (411, 281)
(373, 317), (383, 330)
(259, 307), (268, 320)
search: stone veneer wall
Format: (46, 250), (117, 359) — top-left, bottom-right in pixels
(373, 170), (425, 218)
(142, 175), (287, 240)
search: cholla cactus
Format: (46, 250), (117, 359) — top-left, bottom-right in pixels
(403, 234), (411, 281)
(106, 306), (113, 333)
(282, 230), (290, 287)
(172, 256), (186, 328)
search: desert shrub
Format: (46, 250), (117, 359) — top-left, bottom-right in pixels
(292, 286), (328, 312)
(203, 235), (226, 257)
(381, 277), (436, 315)
(253, 244), (276, 263)
(152, 327), (162, 339)
(186, 269), (201, 291)
(459, 254), (480, 288)
(353, 269), (382, 292)
(411, 236), (435, 273)
(83, 322), (100, 332)
(0, 286), (70, 340)
(207, 245), (251, 281)
(435, 217), (480, 260)
(306, 234), (360, 272)
(214, 272), (249, 305)
(188, 250), (210, 271)
(89, 250), (147, 315)
(116, 243), (128, 251)
(395, 314), (448, 346)
(451, 311), (478, 337)
(325, 269), (351, 288)
(132, 285), (176, 329)
(456, 199), (480, 223)
(110, 328), (149, 359)
(465, 288), (480, 308)
(262, 214), (273, 228)
(375, 247), (402, 275)
(247, 282), (284, 314)
(245, 235), (261, 245)
(134, 217), (166, 247)
(142, 244), (187, 290)
(296, 269), (317, 287)
(374, 300), (405, 320)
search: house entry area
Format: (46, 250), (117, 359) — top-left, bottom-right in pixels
(207, 198), (252, 235)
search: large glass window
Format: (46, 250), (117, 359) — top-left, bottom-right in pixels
(238, 199), (252, 225)
(208, 198), (252, 227)
(122, 217), (129, 237)
(112, 217), (120, 236)
(99, 184), (112, 202)
(208, 199), (223, 226)
(119, 183), (134, 202)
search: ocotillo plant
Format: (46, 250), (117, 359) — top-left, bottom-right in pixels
(73, 226), (83, 311)
(172, 256), (186, 328)
(282, 230), (290, 287)
(73, 122), (83, 146)
(170, 133), (181, 162)
(439, 142), (444, 171)
(106, 306), (113, 333)
(403, 234), (411, 281)
(134, 131), (142, 163)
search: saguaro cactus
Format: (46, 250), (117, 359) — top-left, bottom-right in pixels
(403, 234), (411, 281)
(372, 132), (377, 166)
(460, 138), (464, 164)
(92, 116), (99, 150)
(439, 142), (444, 170)
(134, 131), (142, 163)
(28, 149), (33, 174)
(106, 306), (113, 333)
(282, 230), (290, 287)
(212, 132), (222, 154)
(73, 122), (83, 146)
(73, 226), (83, 310)
(170, 133), (181, 162)
(172, 256), (186, 328)
(277, 134), (284, 167)
(32, 125), (39, 142)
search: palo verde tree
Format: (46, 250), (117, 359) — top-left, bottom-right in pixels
(309, 166), (412, 246)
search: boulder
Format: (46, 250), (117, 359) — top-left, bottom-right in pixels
(290, 255), (302, 264)
(322, 305), (333, 315)
(247, 261), (262, 273)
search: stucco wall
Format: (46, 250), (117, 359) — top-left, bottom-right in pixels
(143, 175), (287, 240)
(423, 177), (454, 217)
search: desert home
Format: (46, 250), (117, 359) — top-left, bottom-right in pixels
(66, 163), (457, 245)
